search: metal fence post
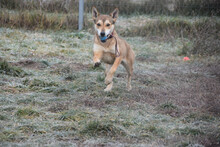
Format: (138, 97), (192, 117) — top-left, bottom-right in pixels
(78, 0), (84, 31)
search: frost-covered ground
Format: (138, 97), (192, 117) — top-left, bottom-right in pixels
(0, 27), (220, 146)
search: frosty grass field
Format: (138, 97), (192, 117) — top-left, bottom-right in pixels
(0, 15), (220, 146)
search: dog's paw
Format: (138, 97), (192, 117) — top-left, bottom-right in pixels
(127, 85), (132, 91)
(94, 62), (101, 67)
(104, 82), (113, 92)
(105, 75), (113, 85)
(104, 87), (111, 92)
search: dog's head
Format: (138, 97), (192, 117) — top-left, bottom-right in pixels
(92, 7), (119, 42)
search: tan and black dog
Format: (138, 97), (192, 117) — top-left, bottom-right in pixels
(92, 7), (135, 92)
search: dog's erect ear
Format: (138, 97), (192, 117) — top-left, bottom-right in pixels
(110, 8), (119, 23)
(92, 7), (99, 22)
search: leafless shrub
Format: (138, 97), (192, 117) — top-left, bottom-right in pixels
(85, 0), (219, 16)
(190, 19), (220, 55)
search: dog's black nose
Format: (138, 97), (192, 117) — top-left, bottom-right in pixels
(100, 32), (105, 37)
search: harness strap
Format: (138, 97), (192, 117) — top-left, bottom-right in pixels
(107, 33), (120, 57)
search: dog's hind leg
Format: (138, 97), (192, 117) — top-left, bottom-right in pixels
(122, 60), (133, 91)
(104, 64), (113, 92)
(105, 64), (111, 77)
(105, 57), (122, 85)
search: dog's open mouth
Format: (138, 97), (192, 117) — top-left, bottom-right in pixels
(99, 36), (107, 43)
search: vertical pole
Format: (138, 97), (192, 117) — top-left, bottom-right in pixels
(78, 0), (84, 31)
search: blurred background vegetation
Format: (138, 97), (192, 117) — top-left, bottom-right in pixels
(0, 0), (219, 55)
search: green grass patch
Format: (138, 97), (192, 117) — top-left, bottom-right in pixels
(88, 64), (105, 72)
(75, 80), (96, 92)
(141, 125), (165, 138)
(58, 110), (90, 121)
(65, 74), (79, 81)
(140, 77), (161, 86)
(96, 74), (105, 82)
(80, 120), (126, 137)
(158, 102), (180, 117)
(175, 127), (204, 136)
(16, 125), (37, 134)
(0, 60), (28, 77)
(160, 102), (177, 110)
(3, 107), (16, 112)
(60, 49), (76, 55)
(15, 108), (40, 118)
(183, 113), (216, 123)
(67, 32), (85, 39)
(23, 78), (58, 89)
(0, 131), (18, 142)
(53, 87), (70, 96)
(90, 89), (122, 98)
(52, 125), (76, 131)
(176, 40), (193, 56)
(17, 98), (35, 105)
(0, 114), (7, 120)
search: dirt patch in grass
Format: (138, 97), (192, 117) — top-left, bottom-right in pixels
(136, 54), (158, 62)
(83, 99), (108, 109)
(48, 102), (70, 113)
(51, 63), (90, 75)
(13, 60), (49, 69)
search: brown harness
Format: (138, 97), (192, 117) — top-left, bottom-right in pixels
(107, 32), (120, 57)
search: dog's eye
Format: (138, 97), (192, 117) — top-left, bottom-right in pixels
(97, 23), (101, 26)
(106, 23), (110, 26)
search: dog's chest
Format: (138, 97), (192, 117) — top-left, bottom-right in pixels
(93, 43), (116, 64)
(93, 43), (115, 54)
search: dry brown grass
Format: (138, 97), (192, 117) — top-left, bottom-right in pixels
(0, 10), (79, 30)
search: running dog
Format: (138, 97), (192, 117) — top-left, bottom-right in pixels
(92, 7), (135, 92)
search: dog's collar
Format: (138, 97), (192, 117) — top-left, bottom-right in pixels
(100, 32), (120, 57)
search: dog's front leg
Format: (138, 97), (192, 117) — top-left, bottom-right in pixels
(93, 50), (103, 67)
(105, 56), (122, 85)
